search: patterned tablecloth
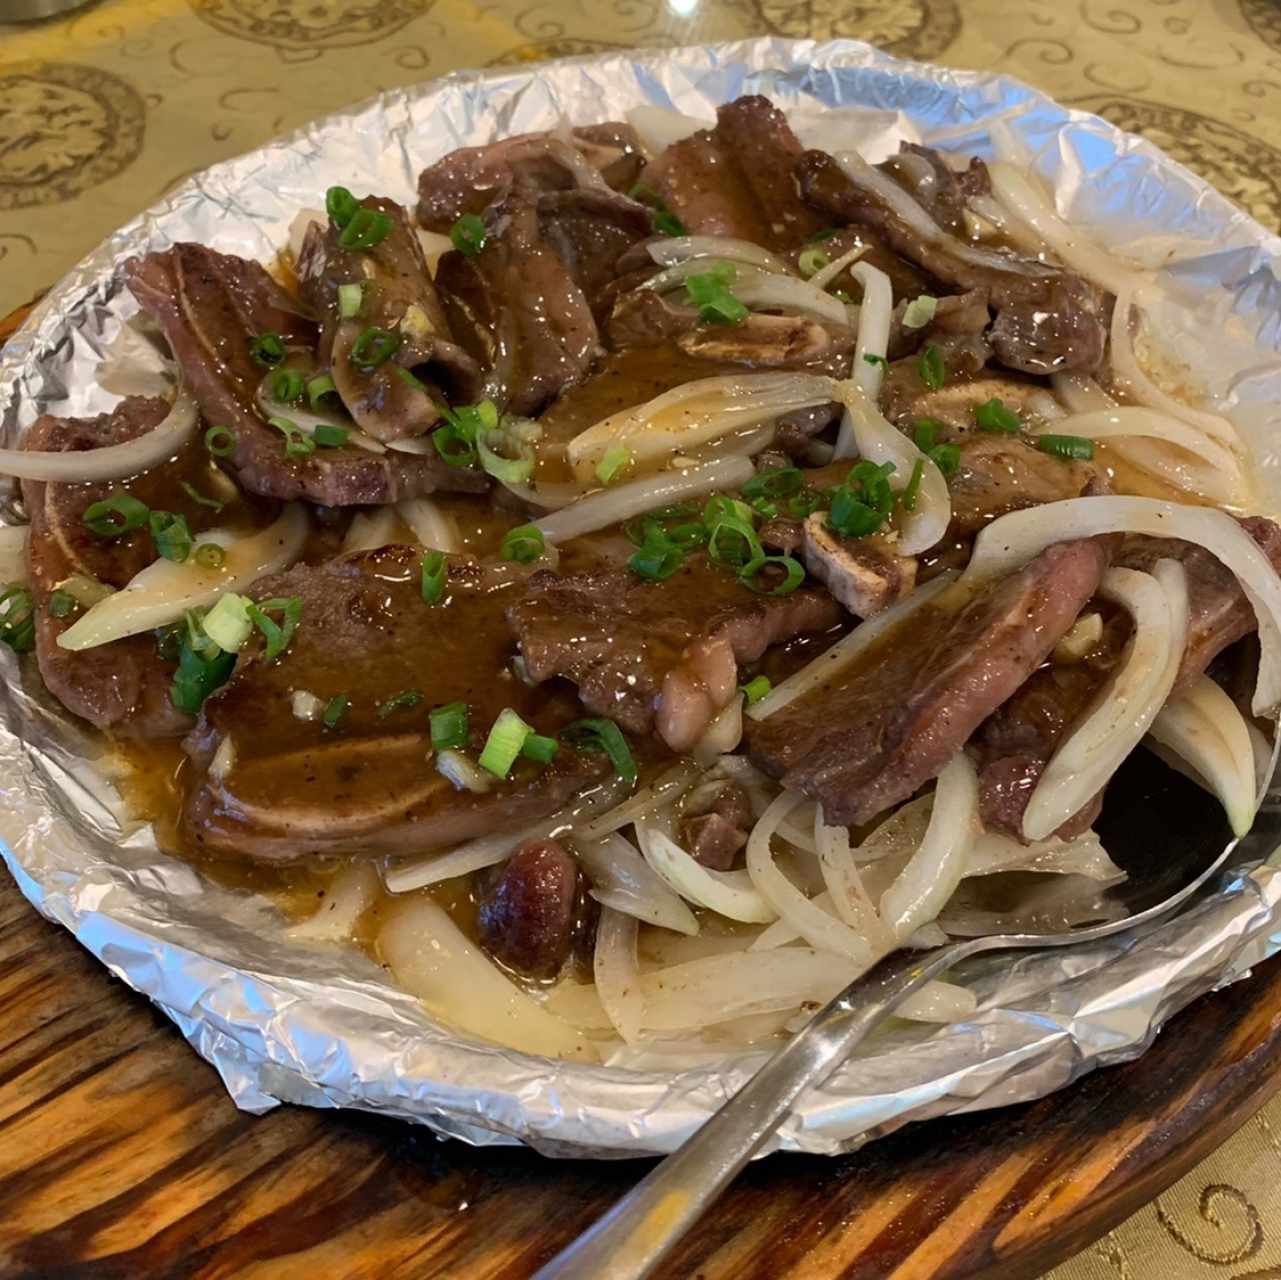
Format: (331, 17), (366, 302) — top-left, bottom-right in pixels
(3, 1), (1281, 1274)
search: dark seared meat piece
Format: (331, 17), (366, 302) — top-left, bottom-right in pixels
(886, 287), (991, 361)
(881, 143), (990, 238)
(477, 838), (580, 977)
(507, 555), (843, 753)
(797, 149), (1108, 375)
(296, 195), (480, 441)
(788, 225), (939, 305)
(747, 538), (1110, 826)
(537, 188), (655, 306)
(645, 130), (774, 247)
(126, 245), (485, 505)
(679, 782), (754, 870)
(182, 546), (605, 863)
(572, 122), (648, 192)
(774, 402), (841, 458)
(21, 397), (231, 737)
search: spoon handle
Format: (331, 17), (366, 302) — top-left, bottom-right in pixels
(534, 936), (991, 1280)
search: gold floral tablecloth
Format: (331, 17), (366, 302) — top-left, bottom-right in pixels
(3, 0), (1281, 1274)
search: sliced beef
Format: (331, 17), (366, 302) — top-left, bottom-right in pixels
(476, 838), (580, 977)
(182, 546), (605, 863)
(21, 397), (232, 737)
(797, 149), (1108, 374)
(881, 144), (990, 239)
(295, 196), (480, 441)
(887, 287), (991, 361)
(679, 781), (753, 870)
(645, 130), (774, 247)
(571, 122), (648, 191)
(126, 245), (486, 506)
(747, 538), (1110, 826)
(433, 191), (599, 416)
(537, 188), (655, 306)
(791, 225), (938, 305)
(801, 513), (916, 618)
(774, 402), (841, 458)
(507, 555), (843, 754)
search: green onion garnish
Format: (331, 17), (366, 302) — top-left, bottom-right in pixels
(204, 425), (236, 458)
(975, 397), (1021, 434)
(149, 511), (193, 563)
(169, 628), (235, 714)
(666, 520), (709, 551)
(322, 694), (350, 729)
(420, 550), (447, 604)
(479, 707), (534, 778)
(749, 497), (779, 519)
(267, 416), (316, 457)
(246, 595), (302, 661)
(350, 326), (401, 372)
(900, 459), (925, 513)
(306, 373), (339, 409)
(180, 481), (226, 511)
(249, 332), (286, 368)
(450, 213), (486, 257)
(742, 467), (804, 501)
(707, 516), (762, 570)
(739, 675), (772, 705)
(863, 353), (890, 371)
(1036, 433), (1095, 461)
(738, 553), (805, 596)
(655, 210), (686, 237)
(562, 717), (637, 787)
(808, 227), (838, 242)
(501, 523), (545, 564)
(913, 419), (944, 452)
(47, 589), (77, 620)
(394, 366), (427, 393)
(271, 367), (305, 404)
(202, 592), (252, 652)
(827, 461), (897, 539)
(430, 700), (469, 751)
(702, 494), (755, 529)
(918, 343), (946, 391)
(787, 489), (823, 519)
(325, 185), (359, 229)
(83, 492), (149, 538)
(194, 543), (226, 570)
(337, 282), (363, 319)
(312, 423), (349, 448)
(930, 442), (961, 478)
(596, 444), (631, 486)
(338, 207), (393, 251)
(521, 733), (559, 765)
(685, 264), (748, 326)
(377, 689), (423, 719)
(902, 295), (938, 329)
(797, 247), (829, 278)
(0, 585), (34, 654)
(432, 425), (477, 468)
(628, 539), (683, 582)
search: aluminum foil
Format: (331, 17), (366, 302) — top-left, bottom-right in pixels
(3, 37), (1281, 1159)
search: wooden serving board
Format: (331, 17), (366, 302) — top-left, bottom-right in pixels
(6, 295), (1281, 1278)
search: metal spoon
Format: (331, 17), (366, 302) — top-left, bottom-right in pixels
(536, 749), (1281, 1280)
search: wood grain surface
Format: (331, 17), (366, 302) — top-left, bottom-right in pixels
(5, 294), (1281, 1278)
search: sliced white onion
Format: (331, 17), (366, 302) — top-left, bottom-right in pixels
(415, 227), (454, 276)
(575, 761), (702, 843)
(855, 794), (933, 865)
(897, 980), (977, 1023)
(808, 244), (869, 291)
(1051, 371), (1114, 415)
(748, 571), (957, 722)
(1024, 561), (1187, 841)
(534, 455), (755, 545)
(385, 823), (549, 894)
(734, 274), (849, 326)
(396, 497), (461, 553)
(564, 373), (833, 482)
(964, 496), (1281, 716)
(880, 753), (979, 940)
(1149, 673), (1258, 836)
(846, 261), (892, 405)
(693, 696), (743, 764)
(0, 387), (198, 483)
(378, 893), (594, 1059)
(286, 207), (325, 265)
(646, 235), (789, 275)
(829, 378), (948, 556)
(289, 861), (380, 943)
(746, 792), (881, 965)
(291, 689), (323, 721)
(435, 749), (490, 794)
(966, 828), (1124, 883)
(1248, 721), (1275, 804)
(387, 436), (436, 456)
(636, 813), (777, 924)
(815, 805), (895, 949)
(625, 106), (712, 159)
(342, 507), (402, 553)
(57, 504), (307, 651)
(593, 906), (644, 1045)
(209, 735), (237, 781)
(0, 526), (28, 585)
(576, 831), (700, 935)
(256, 382), (386, 455)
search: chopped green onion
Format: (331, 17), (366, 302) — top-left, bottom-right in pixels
(267, 416), (316, 457)
(202, 592), (253, 652)
(149, 511), (193, 563)
(685, 265), (748, 326)
(902, 295), (938, 329)
(848, 460), (896, 516)
(651, 501), (700, 521)
(477, 432), (535, 485)
(596, 444), (631, 486)
(739, 675), (772, 705)
(432, 421), (478, 468)
(832, 289), (854, 304)
(249, 332), (286, 368)
(313, 423), (349, 448)
(912, 419), (945, 452)
(655, 210), (686, 237)
(377, 689), (423, 719)
(702, 494), (755, 529)
(322, 694), (349, 729)
(338, 207), (393, 251)
(271, 367), (305, 404)
(48, 589), (78, 619)
(521, 733), (559, 765)
(975, 397), (1022, 434)
(787, 489), (823, 519)
(0, 585), (34, 654)
(83, 492), (149, 538)
(194, 543), (226, 570)
(807, 227), (838, 242)
(628, 539), (683, 582)
(180, 480), (226, 511)
(394, 365), (427, 393)
(738, 553), (805, 596)
(351, 326), (401, 373)
(246, 595), (302, 661)
(169, 631), (234, 714)
(1036, 433), (1095, 461)
(828, 462), (898, 540)
(337, 282), (363, 319)
(918, 343), (946, 391)
(900, 459), (925, 513)
(420, 550), (447, 604)
(479, 707), (534, 778)
(563, 717), (637, 786)
(501, 523), (545, 564)
(306, 373), (339, 409)
(665, 520), (709, 551)
(450, 213), (486, 256)
(204, 425), (236, 458)
(707, 516), (762, 570)
(797, 247), (830, 278)
(743, 467), (803, 501)
(863, 353), (890, 370)
(430, 700), (469, 751)
(624, 516), (664, 548)
(929, 442), (961, 478)
(184, 607), (220, 661)
(749, 497), (779, 519)
(325, 185), (359, 229)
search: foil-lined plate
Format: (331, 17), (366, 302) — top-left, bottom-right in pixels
(2, 38), (1281, 1158)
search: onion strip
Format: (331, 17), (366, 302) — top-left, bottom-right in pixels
(646, 235), (790, 275)
(847, 261), (892, 405)
(815, 805), (895, 950)
(593, 906), (644, 1045)
(576, 831), (700, 936)
(0, 526), (28, 585)
(396, 498), (461, 553)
